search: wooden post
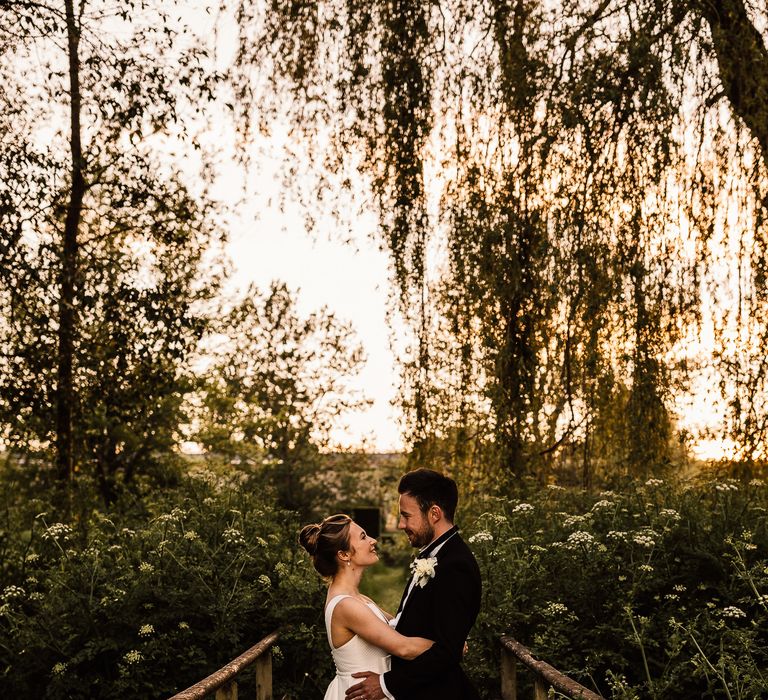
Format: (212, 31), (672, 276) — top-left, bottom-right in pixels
(500, 645), (517, 700)
(216, 680), (238, 700)
(499, 636), (604, 700)
(255, 651), (272, 700)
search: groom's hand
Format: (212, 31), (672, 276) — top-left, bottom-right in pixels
(346, 671), (385, 700)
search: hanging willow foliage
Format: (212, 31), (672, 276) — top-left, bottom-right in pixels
(230, 0), (768, 487)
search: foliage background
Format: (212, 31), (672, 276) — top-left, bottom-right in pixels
(462, 474), (768, 698)
(0, 457), (334, 699)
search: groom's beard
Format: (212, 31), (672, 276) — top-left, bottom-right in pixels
(406, 521), (435, 549)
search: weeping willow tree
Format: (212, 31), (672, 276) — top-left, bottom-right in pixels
(229, 0), (768, 488)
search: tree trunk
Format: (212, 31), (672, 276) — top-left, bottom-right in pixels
(696, 0), (768, 167)
(57, 0), (85, 483)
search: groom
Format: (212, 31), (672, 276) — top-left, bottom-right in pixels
(346, 468), (482, 700)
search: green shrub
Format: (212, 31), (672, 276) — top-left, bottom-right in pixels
(464, 475), (768, 699)
(0, 461), (329, 698)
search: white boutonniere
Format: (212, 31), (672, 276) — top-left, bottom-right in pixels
(410, 556), (438, 588)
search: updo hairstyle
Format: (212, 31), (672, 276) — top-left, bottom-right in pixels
(299, 513), (352, 577)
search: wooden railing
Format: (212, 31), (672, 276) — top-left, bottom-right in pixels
(168, 630), (603, 700)
(500, 636), (604, 700)
(168, 630), (279, 700)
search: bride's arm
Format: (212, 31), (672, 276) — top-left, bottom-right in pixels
(335, 598), (433, 660)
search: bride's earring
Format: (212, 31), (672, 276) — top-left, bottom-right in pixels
(347, 560), (351, 566)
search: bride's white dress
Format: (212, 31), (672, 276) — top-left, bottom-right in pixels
(323, 594), (391, 700)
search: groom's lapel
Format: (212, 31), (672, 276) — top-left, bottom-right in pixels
(396, 527), (460, 617)
(395, 553), (427, 617)
(395, 577), (411, 616)
(397, 530), (458, 616)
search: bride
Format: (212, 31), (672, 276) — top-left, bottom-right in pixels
(299, 514), (433, 700)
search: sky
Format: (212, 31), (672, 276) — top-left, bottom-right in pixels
(161, 3), (407, 454)
(218, 163), (405, 453)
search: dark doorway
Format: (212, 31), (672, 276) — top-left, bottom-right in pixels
(352, 507), (381, 539)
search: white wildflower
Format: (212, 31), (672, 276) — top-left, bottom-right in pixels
(178, 621), (190, 630)
(52, 662), (67, 676)
(592, 500), (614, 512)
(468, 531), (493, 544)
(184, 530), (199, 541)
(633, 534), (656, 548)
(607, 530), (628, 542)
(543, 601), (569, 617)
(41, 523), (72, 543)
(138, 562), (154, 574)
(511, 503), (534, 515)
(1, 585), (25, 601)
(659, 509), (680, 521)
(546, 484), (565, 492)
(563, 514), (592, 528)
(258, 574), (272, 587)
(645, 478), (664, 487)
(222, 527), (245, 546)
(567, 531), (595, 548)
(720, 606), (746, 619)
(139, 624), (154, 637)
(123, 650), (144, 665)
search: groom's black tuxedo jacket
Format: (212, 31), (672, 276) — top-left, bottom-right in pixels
(383, 528), (481, 700)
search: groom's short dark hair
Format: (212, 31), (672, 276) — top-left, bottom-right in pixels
(398, 468), (458, 522)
